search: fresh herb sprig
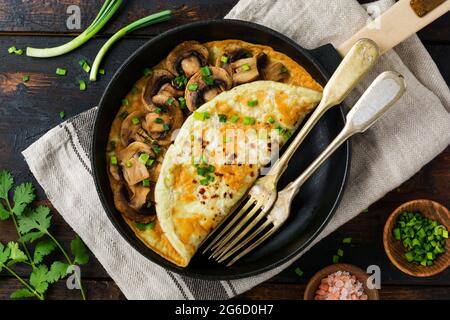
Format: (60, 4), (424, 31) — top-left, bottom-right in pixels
(0, 170), (90, 300)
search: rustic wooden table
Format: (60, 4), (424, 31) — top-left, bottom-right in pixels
(0, 0), (449, 300)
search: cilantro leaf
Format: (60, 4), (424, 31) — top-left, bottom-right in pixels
(29, 264), (49, 294)
(12, 183), (35, 216)
(0, 242), (11, 271)
(0, 170), (13, 200)
(33, 238), (57, 264)
(0, 202), (9, 220)
(46, 261), (69, 283)
(71, 236), (89, 265)
(10, 288), (36, 299)
(17, 205), (51, 235)
(20, 231), (46, 243)
(6, 242), (28, 266)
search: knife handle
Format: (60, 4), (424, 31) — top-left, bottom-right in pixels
(338, 0), (450, 56)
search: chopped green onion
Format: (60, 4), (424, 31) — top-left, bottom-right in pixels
(172, 74), (188, 89)
(220, 55), (229, 64)
(99, 68), (106, 75)
(201, 66), (211, 76)
(143, 67), (152, 76)
(154, 117), (163, 124)
(125, 160), (133, 168)
(15, 49), (23, 55)
(139, 153), (150, 164)
(147, 159), (155, 167)
(89, 10), (172, 81)
(247, 99), (258, 107)
(229, 115), (239, 123)
(135, 221), (155, 231)
(78, 59), (87, 66)
(281, 65), (288, 73)
(218, 114), (227, 123)
(152, 146), (161, 155)
(122, 98), (129, 106)
(27, 0), (123, 58)
(188, 83), (199, 91)
(81, 61), (91, 73)
(199, 178), (209, 186)
(268, 117), (275, 124)
(337, 249), (344, 257)
(131, 117), (140, 125)
(108, 141), (116, 152)
(131, 86), (139, 94)
(203, 75), (215, 85)
(294, 267), (304, 277)
(342, 237), (352, 244)
(142, 179), (150, 187)
(166, 97), (175, 106)
(242, 64), (251, 71)
(178, 97), (187, 109)
(155, 107), (162, 114)
(59, 111), (65, 119)
(163, 123), (170, 131)
(332, 255), (339, 264)
(243, 116), (256, 125)
(110, 155), (118, 165)
(79, 80), (86, 91)
(55, 68), (67, 76)
(22, 75), (30, 82)
(193, 111), (210, 121)
(8, 46), (16, 54)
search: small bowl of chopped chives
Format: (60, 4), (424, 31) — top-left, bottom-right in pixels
(383, 199), (449, 277)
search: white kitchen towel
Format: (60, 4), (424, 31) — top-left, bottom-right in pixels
(22, 0), (450, 299)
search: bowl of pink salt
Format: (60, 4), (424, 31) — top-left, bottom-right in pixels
(304, 264), (379, 300)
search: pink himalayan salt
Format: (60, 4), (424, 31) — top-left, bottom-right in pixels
(314, 271), (368, 300)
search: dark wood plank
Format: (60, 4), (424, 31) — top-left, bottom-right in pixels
(0, 0), (237, 36)
(0, 0), (448, 43)
(0, 278), (125, 300)
(241, 283), (450, 300)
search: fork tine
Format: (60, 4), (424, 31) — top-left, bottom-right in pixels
(226, 225), (278, 266)
(202, 198), (254, 254)
(216, 219), (272, 263)
(210, 203), (262, 257)
(213, 206), (268, 260)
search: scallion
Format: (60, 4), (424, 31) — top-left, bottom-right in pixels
(79, 80), (87, 91)
(27, 0), (124, 58)
(89, 9), (172, 81)
(22, 75), (30, 82)
(56, 68), (67, 76)
(188, 83), (199, 92)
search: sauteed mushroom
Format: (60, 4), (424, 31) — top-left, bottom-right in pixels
(117, 142), (154, 186)
(120, 111), (152, 146)
(142, 69), (175, 109)
(142, 95), (184, 146)
(114, 184), (155, 224)
(261, 61), (289, 82)
(184, 66), (232, 111)
(166, 41), (209, 78)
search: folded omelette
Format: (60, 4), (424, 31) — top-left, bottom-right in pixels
(155, 81), (322, 266)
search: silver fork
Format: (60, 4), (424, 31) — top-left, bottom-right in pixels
(203, 39), (380, 258)
(217, 71), (407, 265)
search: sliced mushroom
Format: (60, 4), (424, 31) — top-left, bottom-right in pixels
(166, 41), (209, 78)
(117, 142), (154, 186)
(120, 111), (152, 146)
(230, 53), (267, 85)
(142, 69), (175, 110)
(114, 183), (155, 224)
(184, 66), (232, 111)
(142, 96), (184, 146)
(261, 61), (289, 82)
(215, 44), (253, 69)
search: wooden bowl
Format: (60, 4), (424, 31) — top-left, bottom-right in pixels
(383, 199), (450, 277)
(304, 263), (379, 300)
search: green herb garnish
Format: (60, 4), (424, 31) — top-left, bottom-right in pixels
(131, 117), (140, 125)
(229, 115), (239, 123)
(188, 83), (199, 92)
(22, 75), (30, 82)
(193, 111), (210, 121)
(110, 155), (118, 165)
(55, 68), (67, 76)
(79, 80), (86, 91)
(218, 114), (228, 123)
(247, 99), (258, 107)
(243, 116), (256, 125)
(135, 221), (155, 231)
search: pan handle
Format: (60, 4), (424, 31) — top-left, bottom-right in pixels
(338, 0), (450, 56)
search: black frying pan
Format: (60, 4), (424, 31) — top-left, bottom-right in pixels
(92, 20), (350, 280)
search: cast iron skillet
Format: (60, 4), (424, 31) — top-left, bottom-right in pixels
(92, 19), (350, 280)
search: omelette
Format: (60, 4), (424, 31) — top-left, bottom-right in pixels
(155, 81), (322, 266)
(106, 39), (323, 267)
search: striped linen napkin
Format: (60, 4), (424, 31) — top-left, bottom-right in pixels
(22, 0), (450, 299)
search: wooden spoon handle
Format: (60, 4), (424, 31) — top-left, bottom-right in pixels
(338, 0), (450, 56)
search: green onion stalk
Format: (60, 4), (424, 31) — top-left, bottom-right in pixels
(26, 0), (123, 58)
(89, 10), (171, 81)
